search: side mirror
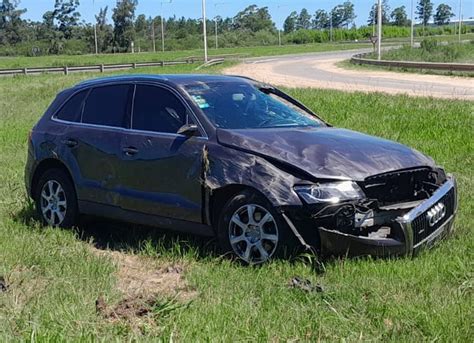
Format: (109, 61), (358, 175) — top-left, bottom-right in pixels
(177, 123), (199, 136)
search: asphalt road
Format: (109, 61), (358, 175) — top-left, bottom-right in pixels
(224, 49), (474, 100)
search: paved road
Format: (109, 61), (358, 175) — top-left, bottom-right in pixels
(224, 49), (474, 100)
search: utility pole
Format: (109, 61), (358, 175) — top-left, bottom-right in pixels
(160, 0), (172, 53)
(202, 0), (208, 62)
(213, 3), (229, 50)
(93, 0), (98, 54)
(410, 0), (414, 47)
(152, 19), (156, 52)
(214, 16), (218, 49)
(377, 0), (382, 60)
(330, 14), (333, 42)
(458, 0), (462, 43)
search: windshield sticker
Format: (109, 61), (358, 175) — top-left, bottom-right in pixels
(191, 95), (210, 109)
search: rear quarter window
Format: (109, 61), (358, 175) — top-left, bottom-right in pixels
(82, 85), (132, 127)
(55, 90), (88, 122)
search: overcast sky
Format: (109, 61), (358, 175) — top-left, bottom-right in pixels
(18, 0), (474, 29)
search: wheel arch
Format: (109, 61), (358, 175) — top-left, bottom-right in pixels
(208, 184), (272, 229)
(30, 158), (76, 199)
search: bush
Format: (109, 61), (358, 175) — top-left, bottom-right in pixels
(420, 38), (438, 52)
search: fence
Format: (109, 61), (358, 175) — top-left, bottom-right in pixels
(0, 54), (246, 76)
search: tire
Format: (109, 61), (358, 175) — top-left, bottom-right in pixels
(35, 168), (78, 228)
(217, 189), (292, 264)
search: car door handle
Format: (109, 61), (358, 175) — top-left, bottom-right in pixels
(122, 147), (138, 156)
(62, 138), (78, 147)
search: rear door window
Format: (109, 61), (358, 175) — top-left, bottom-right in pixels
(82, 85), (132, 128)
(56, 90), (88, 122)
(132, 85), (187, 133)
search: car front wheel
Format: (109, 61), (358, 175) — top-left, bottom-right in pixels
(217, 190), (288, 264)
(35, 168), (78, 228)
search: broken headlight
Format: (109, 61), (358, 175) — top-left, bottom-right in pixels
(294, 181), (365, 204)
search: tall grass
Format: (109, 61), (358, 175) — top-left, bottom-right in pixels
(366, 39), (474, 63)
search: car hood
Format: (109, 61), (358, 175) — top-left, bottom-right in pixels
(216, 127), (435, 181)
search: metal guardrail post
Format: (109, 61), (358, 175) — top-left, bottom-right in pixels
(64, 66), (68, 75)
(23, 68), (27, 75)
(100, 64), (104, 73)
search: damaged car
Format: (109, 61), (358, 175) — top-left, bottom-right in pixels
(25, 75), (457, 264)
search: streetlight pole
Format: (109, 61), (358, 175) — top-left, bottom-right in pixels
(458, 0), (462, 43)
(202, 0), (208, 62)
(160, 0), (172, 53)
(410, 0), (414, 47)
(152, 19), (156, 52)
(275, 4), (288, 47)
(377, 0), (382, 60)
(93, 0), (98, 54)
(213, 3), (229, 50)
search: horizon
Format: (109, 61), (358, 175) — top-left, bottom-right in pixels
(17, 0), (474, 29)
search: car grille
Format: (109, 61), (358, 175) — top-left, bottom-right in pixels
(411, 187), (456, 245)
(362, 168), (436, 204)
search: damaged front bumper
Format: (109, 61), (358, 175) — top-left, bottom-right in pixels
(317, 176), (458, 257)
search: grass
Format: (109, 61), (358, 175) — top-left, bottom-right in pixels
(0, 42), (375, 69)
(338, 59), (474, 78)
(340, 40), (474, 77)
(0, 65), (473, 341)
(370, 41), (474, 63)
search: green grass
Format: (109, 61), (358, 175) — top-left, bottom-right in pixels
(372, 41), (474, 63)
(0, 66), (473, 341)
(338, 59), (474, 78)
(0, 42), (375, 69)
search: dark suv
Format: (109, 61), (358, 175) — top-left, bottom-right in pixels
(25, 75), (457, 264)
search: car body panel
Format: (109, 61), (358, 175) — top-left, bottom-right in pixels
(216, 127), (435, 181)
(118, 131), (207, 222)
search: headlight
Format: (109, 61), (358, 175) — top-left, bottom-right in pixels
(294, 181), (365, 204)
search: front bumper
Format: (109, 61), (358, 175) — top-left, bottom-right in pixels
(318, 175), (458, 257)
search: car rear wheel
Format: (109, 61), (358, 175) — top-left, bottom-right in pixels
(217, 190), (289, 264)
(35, 169), (78, 228)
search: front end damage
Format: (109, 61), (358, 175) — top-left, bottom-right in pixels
(284, 168), (458, 257)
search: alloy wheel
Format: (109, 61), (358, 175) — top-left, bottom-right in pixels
(40, 180), (67, 226)
(228, 204), (279, 264)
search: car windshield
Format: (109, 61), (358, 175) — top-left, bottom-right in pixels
(184, 81), (324, 129)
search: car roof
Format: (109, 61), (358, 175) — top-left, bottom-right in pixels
(75, 74), (256, 89)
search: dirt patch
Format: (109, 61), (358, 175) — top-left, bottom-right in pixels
(92, 248), (197, 324)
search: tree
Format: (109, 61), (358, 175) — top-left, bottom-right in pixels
(296, 8), (311, 30)
(135, 13), (147, 39)
(368, 0), (390, 25)
(233, 5), (275, 32)
(330, 1), (356, 29)
(283, 11), (297, 33)
(0, 0), (26, 44)
(416, 0), (433, 27)
(93, 6), (112, 52)
(433, 4), (454, 25)
(312, 9), (330, 29)
(390, 6), (409, 26)
(112, 0), (137, 51)
(53, 0), (80, 39)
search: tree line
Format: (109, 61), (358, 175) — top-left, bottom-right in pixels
(0, 0), (469, 57)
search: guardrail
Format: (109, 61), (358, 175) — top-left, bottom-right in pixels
(351, 53), (474, 72)
(0, 53), (247, 76)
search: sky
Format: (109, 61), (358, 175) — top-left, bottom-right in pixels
(18, 0), (474, 29)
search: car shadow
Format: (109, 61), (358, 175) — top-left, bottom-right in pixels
(12, 202), (220, 261)
(12, 202), (326, 270)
